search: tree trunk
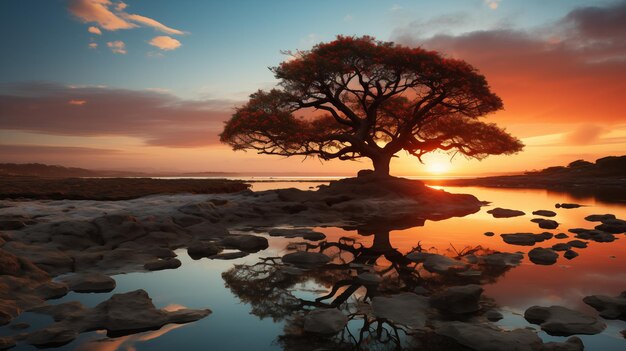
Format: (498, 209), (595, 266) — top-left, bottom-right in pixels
(372, 153), (392, 176)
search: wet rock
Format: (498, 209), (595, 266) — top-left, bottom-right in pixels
(34, 281), (69, 300)
(567, 240), (587, 248)
(563, 250), (578, 260)
(282, 251), (330, 268)
(541, 336), (584, 351)
(26, 326), (78, 348)
(0, 336), (15, 350)
(584, 214), (616, 222)
(171, 214), (204, 228)
(268, 228), (326, 241)
(524, 305), (606, 336)
(583, 291), (626, 320)
(178, 202), (221, 222)
(220, 234), (268, 253)
(93, 215), (147, 248)
(595, 219), (626, 234)
(407, 252), (468, 274)
(622, 330), (626, 339)
(555, 233), (569, 239)
(486, 309), (503, 321)
(10, 322), (30, 330)
(551, 243), (570, 251)
(555, 203), (581, 209)
(143, 258), (181, 271)
(281, 204), (308, 214)
(210, 251), (248, 260)
(186, 222), (229, 240)
(487, 207), (525, 218)
(535, 219), (559, 230)
(430, 284), (483, 314)
(356, 272), (382, 285)
(435, 321), (543, 351)
(30, 301), (85, 322)
(501, 232), (552, 246)
(528, 248), (559, 265)
(570, 229), (615, 242)
(187, 241), (221, 259)
(481, 252), (524, 267)
(484, 231), (495, 237)
(372, 293), (429, 328)
(532, 210), (557, 217)
(0, 300), (20, 326)
(303, 308), (347, 335)
(60, 273), (115, 293)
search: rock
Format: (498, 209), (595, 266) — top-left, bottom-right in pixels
(357, 169), (375, 177)
(533, 210), (557, 217)
(186, 222), (229, 240)
(570, 229), (615, 242)
(281, 204), (308, 214)
(60, 273), (115, 293)
(303, 308), (347, 335)
(171, 214), (204, 227)
(406, 252), (468, 274)
(584, 214), (616, 222)
(356, 272), (382, 285)
(10, 322), (30, 330)
(583, 291), (626, 320)
(541, 336), (584, 351)
(555, 203), (581, 209)
(178, 202), (221, 222)
(371, 293), (429, 328)
(282, 251), (330, 268)
(535, 219), (559, 230)
(268, 228), (326, 241)
(187, 241), (221, 259)
(34, 281), (69, 300)
(484, 231), (495, 237)
(144, 258), (181, 271)
(486, 309), (503, 321)
(0, 300), (20, 326)
(0, 336), (15, 350)
(567, 240), (587, 248)
(622, 330), (626, 339)
(528, 248), (559, 265)
(595, 219), (626, 234)
(487, 207), (525, 218)
(481, 252), (524, 267)
(430, 284), (483, 314)
(501, 232), (552, 246)
(524, 305), (606, 336)
(26, 326), (78, 348)
(220, 234), (268, 253)
(563, 250), (578, 260)
(555, 233), (569, 239)
(93, 215), (146, 247)
(435, 321), (543, 351)
(210, 251), (249, 260)
(551, 243), (570, 251)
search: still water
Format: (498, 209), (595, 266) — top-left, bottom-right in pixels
(2, 184), (625, 350)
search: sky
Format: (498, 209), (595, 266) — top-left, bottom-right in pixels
(0, 0), (625, 176)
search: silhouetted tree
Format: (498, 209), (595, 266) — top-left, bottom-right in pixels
(221, 36), (523, 176)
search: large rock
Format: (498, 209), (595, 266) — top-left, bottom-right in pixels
(268, 228), (326, 241)
(282, 251), (330, 268)
(524, 305), (606, 336)
(143, 258), (182, 271)
(570, 228), (615, 242)
(435, 321), (543, 351)
(487, 208), (525, 218)
(584, 214), (616, 222)
(303, 308), (347, 335)
(532, 210), (557, 217)
(371, 293), (429, 329)
(541, 337), (584, 351)
(186, 221), (229, 240)
(220, 234), (268, 253)
(60, 273), (115, 293)
(528, 248), (558, 265)
(92, 215), (147, 247)
(595, 218), (626, 234)
(187, 241), (222, 259)
(430, 285), (483, 314)
(533, 219), (559, 230)
(501, 233), (552, 246)
(406, 252), (467, 274)
(583, 291), (626, 320)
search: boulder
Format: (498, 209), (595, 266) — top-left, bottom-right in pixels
(60, 273), (116, 293)
(567, 240), (587, 248)
(430, 284), (483, 314)
(570, 229), (615, 242)
(533, 210), (557, 217)
(220, 234), (268, 253)
(583, 291), (626, 320)
(371, 293), (429, 329)
(435, 321), (543, 351)
(555, 233), (569, 239)
(528, 248), (558, 265)
(187, 241), (221, 259)
(535, 219), (559, 230)
(501, 233), (552, 246)
(487, 208), (525, 218)
(541, 337), (584, 351)
(584, 214), (616, 222)
(210, 251), (249, 260)
(595, 219), (626, 234)
(186, 222), (229, 240)
(144, 258), (181, 271)
(92, 215), (146, 247)
(268, 228), (326, 241)
(524, 305), (606, 336)
(406, 252), (468, 274)
(303, 308), (347, 335)
(551, 243), (570, 251)
(563, 250), (578, 260)
(282, 251), (330, 268)
(486, 309), (503, 322)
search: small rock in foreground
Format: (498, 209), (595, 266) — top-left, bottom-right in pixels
(583, 291), (626, 320)
(524, 305), (606, 336)
(528, 248), (558, 265)
(487, 207), (525, 218)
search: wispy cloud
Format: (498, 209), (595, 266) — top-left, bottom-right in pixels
(148, 36), (182, 51)
(88, 42), (98, 49)
(122, 14), (184, 35)
(106, 40), (126, 54)
(88, 26), (102, 35)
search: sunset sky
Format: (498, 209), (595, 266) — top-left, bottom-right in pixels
(1, 0), (625, 176)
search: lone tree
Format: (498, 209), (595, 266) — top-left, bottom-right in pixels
(220, 36), (523, 176)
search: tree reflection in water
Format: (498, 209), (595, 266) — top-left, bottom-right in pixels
(222, 226), (520, 350)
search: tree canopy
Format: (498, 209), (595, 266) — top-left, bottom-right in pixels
(220, 36), (523, 175)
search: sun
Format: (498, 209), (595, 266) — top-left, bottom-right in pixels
(426, 161), (451, 174)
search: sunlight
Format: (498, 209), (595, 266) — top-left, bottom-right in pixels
(426, 161), (451, 174)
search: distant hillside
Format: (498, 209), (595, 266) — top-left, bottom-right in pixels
(525, 155), (626, 177)
(0, 163), (146, 178)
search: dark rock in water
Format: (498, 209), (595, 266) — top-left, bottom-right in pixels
(372, 293), (429, 328)
(501, 232), (552, 246)
(430, 284), (483, 314)
(595, 218), (626, 234)
(0, 336), (16, 350)
(486, 309), (503, 322)
(480, 252), (524, 267)
(484, 231), (495, 237)
(268, 228), (326, 241)
(541, 336), (584, 351)
(571, 229), (615, 242)
(281, 204), (308, 214)
(535, 219), (559, 230)
(584, 214), (616, 222)
(143, 258), (181, 271)
(524, 305), (606, 336)
(528, 248), (558, 265)
(186, 222), (229, 240)
(210, 251), (248, 260)
(282, 251), (330, 268)
(563, 250), (578, 260)
(555, 233), (569, 239)
(303, 308), (347, 335)
(555, 203), (582, 209)
(356, 272), (382, 285)
(60, 273), (116, 293)
(10, 322), (30, 330)
(567, 240), (587, 248)
(487, 207), (525, 218)
(187, 241), (221, 259)
(434, 321), (543, 351)
(220, 234), (268, 253)
(621, 330), (626, 339)
(533, 210), (557, 217)
(26, 326), (78, 348)
(406, 252), (468, 274)
(583, 291), (626, 320)
(551, 243), (570, 251)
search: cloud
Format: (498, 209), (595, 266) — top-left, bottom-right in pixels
(107, 40), (126, 54)
(88, 26), (102, 35)
(392, 0), (626, 125)
(88, 42), (98, 49)
(484, 0), (501, 10)
(148, 36), (181, 51)
(563, 124), (607, 145)
(68, 0), (135, 31)
(0, 82), (236, 148)
(122, 14), (184, 35)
